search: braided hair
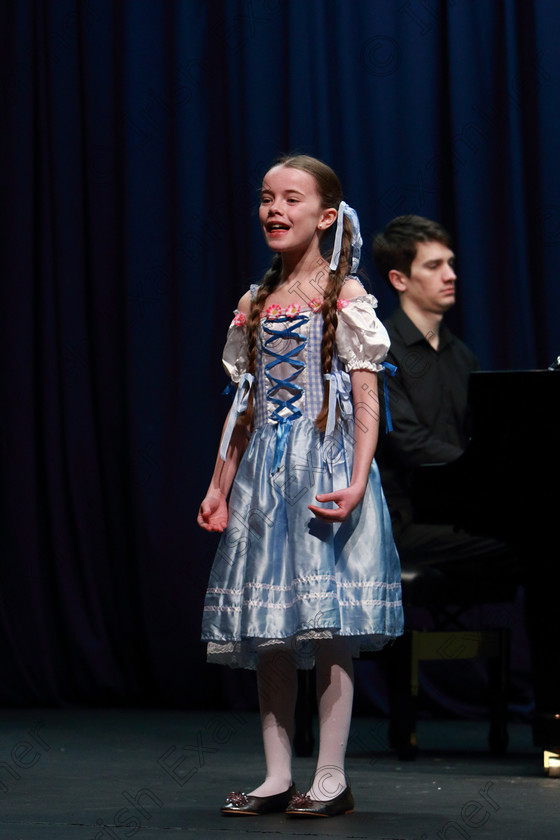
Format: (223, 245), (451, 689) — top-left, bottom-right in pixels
(240, 155), (353, 433)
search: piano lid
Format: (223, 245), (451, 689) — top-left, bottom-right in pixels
(468, 369), (560, 444)
(412, 369), (559, 536)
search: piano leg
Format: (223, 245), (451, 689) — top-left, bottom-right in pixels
(522, 533), (560, 775)
(386, 632), (418, 761)
(487, 628), (510, 755)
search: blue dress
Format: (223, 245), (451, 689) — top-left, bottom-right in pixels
(202, 285), (403, 669)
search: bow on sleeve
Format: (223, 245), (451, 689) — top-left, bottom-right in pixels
(324, 370), (353, 437)
(219, 373), (254, 461)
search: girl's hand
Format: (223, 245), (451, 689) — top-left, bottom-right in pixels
(197, 491), (229, 532)
(308, 484), (365, 522)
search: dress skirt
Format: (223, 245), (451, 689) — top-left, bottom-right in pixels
(202, 416), (403, 669)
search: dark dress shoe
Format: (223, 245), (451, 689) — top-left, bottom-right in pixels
(221, 783), (296, 815)
(285, 786), (354, 817)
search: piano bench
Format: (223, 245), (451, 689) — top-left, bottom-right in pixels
(386, 627), (511, 760)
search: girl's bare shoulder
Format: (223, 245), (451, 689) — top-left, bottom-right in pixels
(237, 289), (253, 315)
(341, 276), (366, 299)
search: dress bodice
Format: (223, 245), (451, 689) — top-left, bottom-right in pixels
(219, 288), (391, 466)
(253, 309), (337, 429)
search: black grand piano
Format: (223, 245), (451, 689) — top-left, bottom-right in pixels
(412, 368), (560, 757)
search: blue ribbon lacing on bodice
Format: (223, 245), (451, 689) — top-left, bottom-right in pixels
(263, 314), (307, 473)
(219, 330), (397, 467)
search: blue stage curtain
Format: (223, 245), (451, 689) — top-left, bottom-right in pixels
(0, 0), (557, 710)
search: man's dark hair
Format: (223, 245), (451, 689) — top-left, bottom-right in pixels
(372, 215), (452, 291)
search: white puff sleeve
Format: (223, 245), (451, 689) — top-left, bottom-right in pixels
(336, 294), (390, 372)
(222, 314), (248, 382)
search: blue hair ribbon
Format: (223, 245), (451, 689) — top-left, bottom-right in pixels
(329, 201), (363, 274)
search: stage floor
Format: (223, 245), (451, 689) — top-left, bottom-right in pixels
(0, 708), (556, 839)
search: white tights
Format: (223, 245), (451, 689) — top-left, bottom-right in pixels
(249, 638), (354, 800)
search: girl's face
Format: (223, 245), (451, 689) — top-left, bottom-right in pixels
(259, 165), (337, 258)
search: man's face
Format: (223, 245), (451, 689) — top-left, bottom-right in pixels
(403, 240), (457, 315)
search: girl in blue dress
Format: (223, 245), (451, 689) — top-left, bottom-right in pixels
(198, 155), (403, 817)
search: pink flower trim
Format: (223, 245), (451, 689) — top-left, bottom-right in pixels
(310, 297), (323, 313)
(233, 311), (246, 327)
(260, 300), (324, 319)
(265, 302), (283, 320)
(337, 298), (349, 310)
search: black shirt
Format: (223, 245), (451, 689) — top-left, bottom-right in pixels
(377, 307), (479, 529)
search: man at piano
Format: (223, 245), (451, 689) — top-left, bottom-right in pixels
(372, 214), (514, 571)
(372, 214), (560, 771)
